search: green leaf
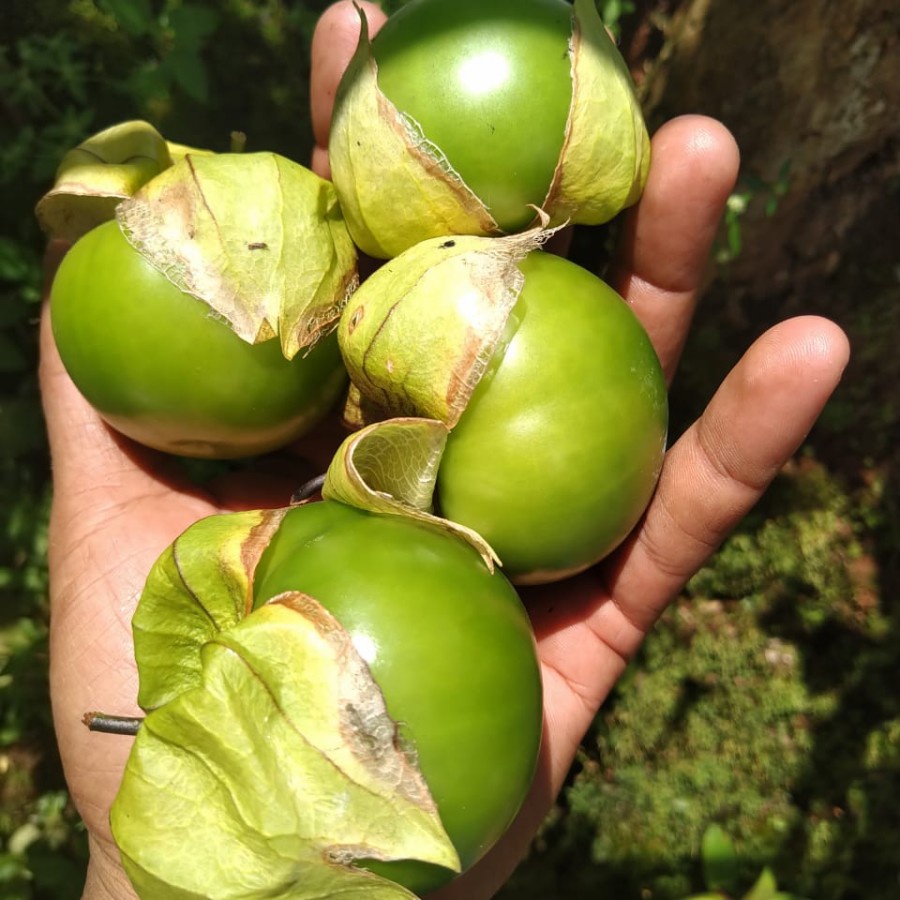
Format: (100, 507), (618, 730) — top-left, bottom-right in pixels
(132, 508), (287, 711)
(701, 824), (740, 893)
(117, 152), (358, 358)
(742, 867), (779, 900)
(112, 598), (460, 898)
(167, 47), (209, 103)
(168, 4), (221, 45)
(98, 0), (156, 38)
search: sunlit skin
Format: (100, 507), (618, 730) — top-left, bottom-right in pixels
(372, 0), (573, 231)
(44, 3), (849, 898)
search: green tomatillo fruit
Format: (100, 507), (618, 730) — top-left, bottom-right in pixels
(49, 151), (358, 459)
(329, 0), (650, 258)
(114, 492), (542, 898)
(252, 501), (542, 894)
(337, 230), (668, 583)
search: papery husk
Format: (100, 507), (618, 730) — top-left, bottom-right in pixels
(117, 152), (358, 359)
(338, 227), (553, 428)
(35, 120), (175, 242)
(323, 418), (500, 570)
(118, 585), (460, 899)
(542, 0), (650, 225)
(328, 9), (500, 259)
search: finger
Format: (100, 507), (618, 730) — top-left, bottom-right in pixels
(609, 115), (740, 381)
(604, 315), (851, 646)
(310, 0), (388, 179)
(515, 314), (849, 818)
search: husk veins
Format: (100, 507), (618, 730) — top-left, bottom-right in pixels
(543, 0), (650, 225)
(322, 418), (501, 570)
(338, 227), (553, 431)
(114, 594), (460, 899)
(117, 151), (358, 359)
(329, 1), (649, 257)
(329, 8), (500, 259)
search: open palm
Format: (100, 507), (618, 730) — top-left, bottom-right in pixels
(41, 4), (849, 898)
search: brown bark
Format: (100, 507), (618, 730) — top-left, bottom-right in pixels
(637, 0), (899, 313)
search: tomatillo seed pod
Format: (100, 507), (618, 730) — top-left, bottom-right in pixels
(49, 151), (358, 458)
(115, 496), (542, 898)
(337, 232), (668, 583)
(329, 0), (650, 258)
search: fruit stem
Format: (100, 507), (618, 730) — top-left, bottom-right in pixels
(291, 472), (326, 504)
(230, 130), (247, 153)
(83, 711), (144, 736)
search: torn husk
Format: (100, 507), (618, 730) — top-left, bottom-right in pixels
(323, 418), (501, 570)
(338, 227), (553, 428)
(35, 120), (175, 242)
(116, 152), (359, 359)
(328, 8), (499, 259)
(115, 596), (461, 899)
(542, 0), (650, 226)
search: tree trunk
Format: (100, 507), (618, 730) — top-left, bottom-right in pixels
(638, 0), (899, 319)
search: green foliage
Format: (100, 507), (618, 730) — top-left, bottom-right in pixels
(598, 0), (636, 38)
(685, 825), (810, 900)
(0, 792), (87, 900)
(716, 161), (792, 265)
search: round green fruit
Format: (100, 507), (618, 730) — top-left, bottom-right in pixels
(373, 0), (573, 232)
(437, 250), (668, 583)
(50, 220), (347, 458)
(252, 500), (543, 895)
(330, 0), (648, 257)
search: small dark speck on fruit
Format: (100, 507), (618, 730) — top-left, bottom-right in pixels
(248, 242), (268, 250)
(349, 306), (364, 332)
(441, 240), (456, 248)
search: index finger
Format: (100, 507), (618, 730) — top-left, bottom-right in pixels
(610, 115), (740, 380)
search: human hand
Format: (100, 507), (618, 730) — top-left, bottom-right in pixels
(41, 3), (849, 898)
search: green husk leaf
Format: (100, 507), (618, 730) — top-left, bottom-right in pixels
(543, 0), (650, 225)
(112, 597), (460, 898)
(117, 152), (358, 358)
(338, 228), (550, 427)
(132, 507), (287, 711)
(323, 418), (500, 571)
(166, 139), (216, 164)
(329, 8), (499, 259)
(35, 120), (174, 241)
(323, 417), (447, 513)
